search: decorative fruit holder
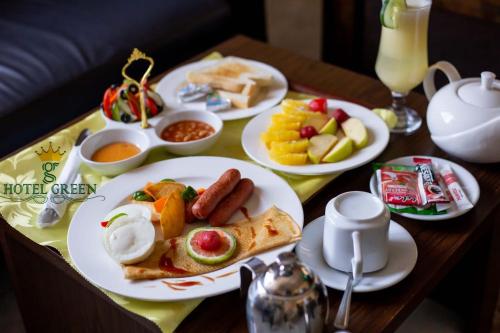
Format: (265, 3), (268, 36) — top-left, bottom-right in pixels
(101, 48), (164, 128)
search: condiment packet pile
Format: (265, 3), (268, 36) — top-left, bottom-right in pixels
(373, 157), (473, 215)
(177, 83), (232, 112)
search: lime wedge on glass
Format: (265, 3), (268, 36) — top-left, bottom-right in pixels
(380, 0), (407, 28)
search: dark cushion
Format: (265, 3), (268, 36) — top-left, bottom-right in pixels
(0, 0), (231, 117)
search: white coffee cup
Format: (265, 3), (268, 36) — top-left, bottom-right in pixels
(323, 191), (390, 278)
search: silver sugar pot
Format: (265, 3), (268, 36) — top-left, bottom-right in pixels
(240, 252), (329, 333)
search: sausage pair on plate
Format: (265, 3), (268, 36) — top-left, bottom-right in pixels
(192, 169), (254, 226)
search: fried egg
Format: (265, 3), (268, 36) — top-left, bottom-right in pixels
(103, 204), (155, 264)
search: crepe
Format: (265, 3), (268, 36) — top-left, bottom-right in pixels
(123, 206), (301, 280)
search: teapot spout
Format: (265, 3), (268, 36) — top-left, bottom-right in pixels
(240, 257), (267, 299)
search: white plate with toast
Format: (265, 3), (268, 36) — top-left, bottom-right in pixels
(242, 99), (390, 175)
(156, 57), (288, 121)
(68, 156), (303, 301)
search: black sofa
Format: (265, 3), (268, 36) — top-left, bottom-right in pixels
(0, 0), (265, 157)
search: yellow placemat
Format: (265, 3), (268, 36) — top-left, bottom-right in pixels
(0, 66), (338, 333)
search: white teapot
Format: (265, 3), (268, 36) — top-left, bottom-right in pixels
(424, 61), (500, 163)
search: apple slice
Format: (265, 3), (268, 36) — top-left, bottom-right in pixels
(332, 108), (350, 124)
(322, 137), (353, 163)
(302, 114), (329, 132)
(341, 117), (368, 149)
(319, 118), (337, 135)
(307, 134), (338, 164)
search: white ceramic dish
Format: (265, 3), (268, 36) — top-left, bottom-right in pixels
(68, 156), (304, 301)
(79, 110), (223, 176)
(155, 57), (288, 121)
(369, 155), (480, 221)
(296, 216), (417, 292)
(242, 99), (390, 175)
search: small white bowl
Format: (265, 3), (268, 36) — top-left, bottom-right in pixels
(154, 110), (223, 155)
(80, 128), (150, 176)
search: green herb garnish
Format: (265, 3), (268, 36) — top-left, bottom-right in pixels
(182, 186), (197, 201)
(161, 178), (176, 183)
(132, 190), (154, 202)
(105, 212), (128, 228)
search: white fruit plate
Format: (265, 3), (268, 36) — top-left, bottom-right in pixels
(242, 99), (390, 176)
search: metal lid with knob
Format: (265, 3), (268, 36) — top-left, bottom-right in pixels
(261, 252), (316, 297)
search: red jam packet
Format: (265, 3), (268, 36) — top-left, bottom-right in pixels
(376, 164), (423, 206)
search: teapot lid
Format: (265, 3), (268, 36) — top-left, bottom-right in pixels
(458, 71), (500, 108)
(261, 252), (316, 297)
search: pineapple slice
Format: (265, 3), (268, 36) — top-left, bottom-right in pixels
(261, 130), (300, 147)
(270, 139), (309, 154)
(268, 121), (302, 131)
(272, 113), (306, 123)
(270, 152), (308, 165)
(281, 99), (308, 109)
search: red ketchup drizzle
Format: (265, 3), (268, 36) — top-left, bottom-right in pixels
(172, 281), (202, 287)
(159, 254), (188, 274)
(169, 238), (177, 251)
(264, 220), (279, 236)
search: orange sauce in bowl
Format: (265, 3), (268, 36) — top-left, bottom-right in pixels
(91, 142), (140, 163)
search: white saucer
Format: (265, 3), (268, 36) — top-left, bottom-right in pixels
(369, 155), (480, 221)
(296, 216), (418, 292)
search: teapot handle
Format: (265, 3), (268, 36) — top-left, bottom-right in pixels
(240, 257), (267, 299)
(423, 61), (461, 101)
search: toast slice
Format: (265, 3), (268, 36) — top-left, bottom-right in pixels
(186, 57), (273, 93)
(218, 90), (255, 109)
(186, 72), (245, 93)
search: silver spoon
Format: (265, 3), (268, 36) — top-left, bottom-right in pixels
(334, 272), (354, 330)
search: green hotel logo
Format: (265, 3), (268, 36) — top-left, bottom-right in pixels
(1, 142), (102, 204)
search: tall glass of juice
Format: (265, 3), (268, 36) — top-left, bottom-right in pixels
(375, 0), (431, 134)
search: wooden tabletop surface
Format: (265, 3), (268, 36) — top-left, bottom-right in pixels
(170, 36), (500, 333)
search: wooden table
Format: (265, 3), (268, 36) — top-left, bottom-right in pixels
(1, 36), (499, 333)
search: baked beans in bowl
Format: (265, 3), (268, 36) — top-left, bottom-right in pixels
(154, 110), (223, 155)
(161, 120), (215, 142)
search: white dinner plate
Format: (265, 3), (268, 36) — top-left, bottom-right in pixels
(155, 57), (288, 121)
(296, 216), (417, 292)
(68, 156), (303, 301)
(241, 99), (390, 175)
(369, 155), (480, 221)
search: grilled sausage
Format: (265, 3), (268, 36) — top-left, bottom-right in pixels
(184, 196), (198, 223)
(192, 169), (241, 219)
(208, 178), (254, 226)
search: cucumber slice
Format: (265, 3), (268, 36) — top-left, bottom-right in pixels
(380, 0), (407, 28)
(186, 228), (236, 265)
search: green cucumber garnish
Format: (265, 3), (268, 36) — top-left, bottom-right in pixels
(186, 228), (236, 265)
(380, 0), (406, 28)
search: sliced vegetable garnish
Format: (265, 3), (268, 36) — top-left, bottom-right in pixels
(104, 212), (128, 228)
(380, 0), (406, 28)
(161, 178), (175, 182)
(132, 190), (154, 202)
(154, 196), (168, 213)
(182, 186), (197, 201)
